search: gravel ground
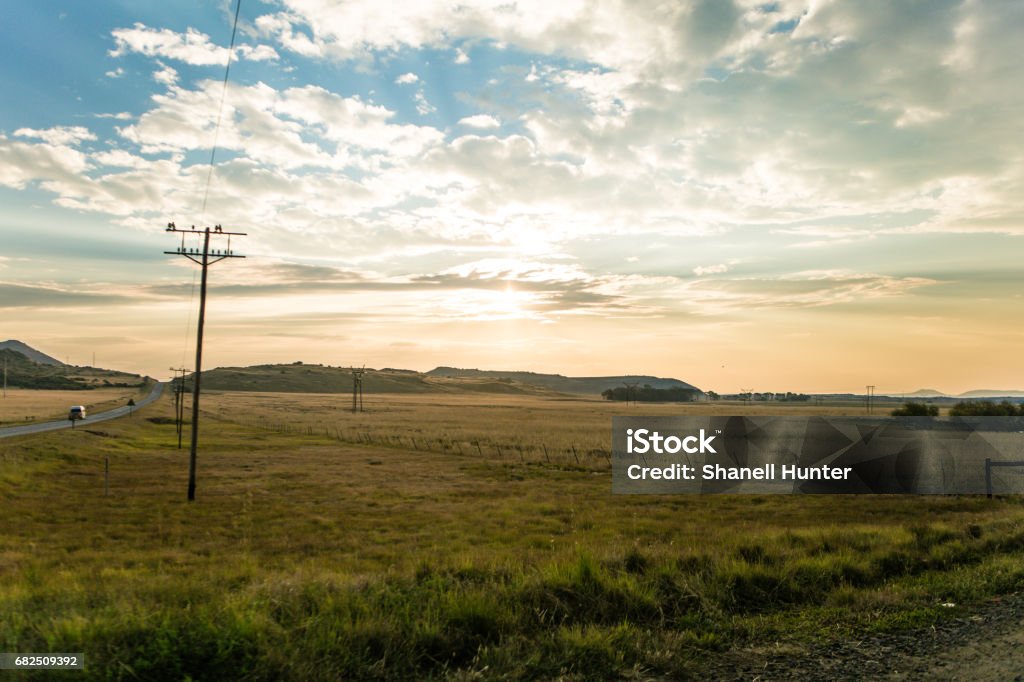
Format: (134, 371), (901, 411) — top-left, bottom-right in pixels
(706, 592), (1024, 681)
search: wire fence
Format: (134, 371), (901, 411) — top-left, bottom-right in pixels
(200, 408), (613, 470)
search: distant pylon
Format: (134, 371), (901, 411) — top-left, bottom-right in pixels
(351, 366), (365, 413)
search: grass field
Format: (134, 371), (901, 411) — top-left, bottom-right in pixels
(2, 392), (1023, 680)
(199, 392), (917, 467)
(0, 384), (153, 427)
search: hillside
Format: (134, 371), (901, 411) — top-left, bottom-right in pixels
(0, 339), (63, 366)
(957, 389), (1024, 398)
(905, 389), (947, 398)
(196, 363), (563, 395)
(0, 347), (147, 390)
(427, 366), (701, 395)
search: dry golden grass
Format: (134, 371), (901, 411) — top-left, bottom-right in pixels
(2, 391), (1019, 680)
(0, 385), (150, 426)
(200, 391), (908, 467)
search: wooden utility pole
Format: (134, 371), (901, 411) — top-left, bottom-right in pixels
(169, 366), (190, 449)
(351, 366), (365, 413)
(165, 223), (245, 501)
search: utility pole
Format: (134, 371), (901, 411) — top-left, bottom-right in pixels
(165, 223), (245, 501)
(351, 366), (365, 413)
(622, 381), (639, 406)
(169, 367), (190, 449)
(3, 356), (6, 398)
(866, 385), (875, 415)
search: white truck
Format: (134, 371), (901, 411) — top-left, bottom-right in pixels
(68, 405), (87, 421)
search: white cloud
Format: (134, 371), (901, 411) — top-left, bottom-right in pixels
(14, 127), (96, 146)
(414, 91), (436, 116)
(105, 67), (124, 78)
(683, 271), (938, 311)
(693, 264), (728, 276)
(458, 114), (500, 129)
(109, 23), (279, 66)
(0, 134), (92, 190)
(153, 63), (178, 85)
(454, 47), (470, 64)
(394, 72), (419, 85)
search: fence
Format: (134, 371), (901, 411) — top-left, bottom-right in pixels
(198, 408), (613, 470)
(984, 458), (1024, 498)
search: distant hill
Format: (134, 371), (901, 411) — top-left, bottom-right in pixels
(898, 389), (1024, 399)
(196, 363), (563, 395)
(957, 390), (1024, 398)
(0, 348), (145, 390)
(426, 367), (701, 396)
(0, 340), (63, 366)
(905, 389), (948, 398)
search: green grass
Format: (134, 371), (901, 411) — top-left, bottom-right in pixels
(2, 395), (1024, 680)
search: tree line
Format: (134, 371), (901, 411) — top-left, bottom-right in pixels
(601, 385), (700, 402)
(892, 400), (1024, 416)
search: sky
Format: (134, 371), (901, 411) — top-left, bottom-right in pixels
(1, 0), (1022, 394)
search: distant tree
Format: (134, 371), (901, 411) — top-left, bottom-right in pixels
(891, 401), (938, 416)
(949, 400), (1023, 416)
(602, 386), (699, 402)
(706, 391), (720, 401)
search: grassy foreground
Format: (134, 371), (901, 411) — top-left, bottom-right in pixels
(2, 394), (1024, 680)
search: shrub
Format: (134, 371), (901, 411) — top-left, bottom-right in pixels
(891, 402), (938, 416)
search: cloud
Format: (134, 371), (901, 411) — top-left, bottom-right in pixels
(0, 282), (136, 309)
(109, 23), (279, 66)
(14, 127), (96, 146)
(105, 67), (124, 78)
(458, 114), (500, 129)
(394, 72), (419, 85)
(682, 271), (938, 311)
(153, 63), (178, 85)
(693, 264), (728, 276)
(413, 91), (436, 116)
(0, 133), (92, 190)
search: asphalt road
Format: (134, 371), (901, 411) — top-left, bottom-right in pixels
(0, 382), (165, 439)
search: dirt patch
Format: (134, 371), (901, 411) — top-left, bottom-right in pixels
(710, 592), (1024, 680)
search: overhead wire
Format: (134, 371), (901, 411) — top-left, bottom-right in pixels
(180, 0), (243, 372)
(201, 0), (243, 216)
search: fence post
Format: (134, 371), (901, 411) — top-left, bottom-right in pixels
(985, 458), (992, 499)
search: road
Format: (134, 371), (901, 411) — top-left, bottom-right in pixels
(0, 382), (165, 439)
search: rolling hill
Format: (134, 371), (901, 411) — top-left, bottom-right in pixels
(0, 339), (63, 366)
(426, 366), (702, 395)
(0, 341), (147, 390)
(195, 363), (564, 395)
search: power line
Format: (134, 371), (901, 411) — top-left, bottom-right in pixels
(201, 0), (244, 215)
(165, 223), (246, 501)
